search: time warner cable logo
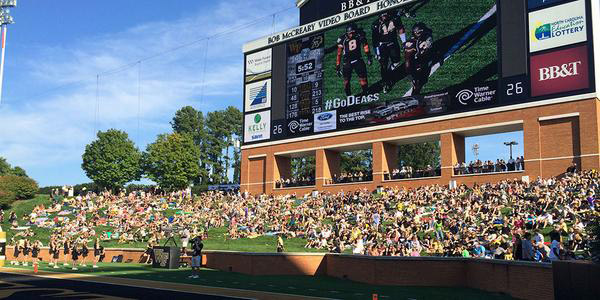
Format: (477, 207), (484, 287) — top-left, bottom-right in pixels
(456, 89), (474, 105)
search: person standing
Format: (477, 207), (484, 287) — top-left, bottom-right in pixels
(51, 239), (60, 269)
(22, 239), (30, 266)
(93, 239), (104, 268)
(181, 227), (190, 255)
(188, 235), (204, 279)
(277, 234), (285, 253)
(71, 242), (80, 270)
(80, 240), (89, 267)
(63, 238), (71, 267)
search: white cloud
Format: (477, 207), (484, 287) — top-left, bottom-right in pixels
(0, 0), (298, 186)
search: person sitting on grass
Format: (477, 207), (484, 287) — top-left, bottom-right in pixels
(140, 238), (156, 264)
(188, 235), (204, 279)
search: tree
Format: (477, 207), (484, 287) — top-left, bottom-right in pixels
(223, 106), (242, 183)
(0, 175), (38, 208)
(144, 133), (201, 191)
(341, 150), (373, 174)
(81, 129), (143, 191)
(10, 166), (28, 177)
(291, 157), (316, 178)
(397, 142), (441, 170)
(205, 110), (230, 183)
(0, 157), (11, 175)
(171, 106), (209, 184)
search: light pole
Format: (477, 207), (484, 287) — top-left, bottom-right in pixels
(0, 0), (16, 105)
(504, 141), (518, 159)
(472, 143), (480, 161)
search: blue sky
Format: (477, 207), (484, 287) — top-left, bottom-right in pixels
(0, 0), (522, 186)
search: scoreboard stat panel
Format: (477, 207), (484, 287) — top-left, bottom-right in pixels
(286, 34), (325, 120)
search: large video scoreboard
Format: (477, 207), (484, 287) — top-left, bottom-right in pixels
(243, 0), (596, 145)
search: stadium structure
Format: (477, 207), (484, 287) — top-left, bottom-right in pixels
(240, 0), (600, 195)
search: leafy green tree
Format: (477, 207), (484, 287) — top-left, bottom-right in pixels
(171, 106), (209, 184)
(205, 110), (229, 183)
(398, 142), (441, 170)
(223, 106), (242, 183)
(144, 133), (201, 191)
(291, 157), (316, 178)
(81, 129), (143, 191)
(0, 157), (11, 175)
(10, 166), (28, 177)
(0, 175), (38, 207)
(341, 150), (373, 174)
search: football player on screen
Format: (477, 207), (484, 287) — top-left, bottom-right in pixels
(404, 22), (433, 95)
(336, 23), (373, 96)
(371, 10), (407, 94)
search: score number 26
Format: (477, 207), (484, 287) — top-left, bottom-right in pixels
(506, 82), (523, 96)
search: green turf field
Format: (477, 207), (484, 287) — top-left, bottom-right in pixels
(6, 262), (514, 300)
(322, 0), (497, 103)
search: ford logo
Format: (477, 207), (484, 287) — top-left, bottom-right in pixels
(318, 113), (333, 121)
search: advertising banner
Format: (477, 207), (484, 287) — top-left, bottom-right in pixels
(528, 0), (587, 53)
(530, 45), (589, 97)
(244, 111), (271, 143)
(245, 48), (272, 83)
(244, 79), (271, 112)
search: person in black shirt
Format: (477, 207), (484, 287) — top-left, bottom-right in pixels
(51, 239), (60, 269)
(372, 11), (406, 94)
(93, 239), (105, 268)
(22, 239), (30, 266)
(336, 23), (373, 96)
(31, 240), (41, 264)
(71, 242), (79, 270)
(63, 238), (71, 267)
(80, 240), (89, 267)
(188, 235), (204, 279)
(404, 22), (434, 95)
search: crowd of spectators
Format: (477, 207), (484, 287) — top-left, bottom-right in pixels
(329, 171), (374, 184)
(454, 157), (525, 175)
(386, 165), (441, 180)
(275, 176), (315, 188)
(5, 169), (599, 264)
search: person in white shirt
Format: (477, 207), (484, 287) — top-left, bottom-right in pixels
(533, 231), (544, 245)
(353, 237), (364, 255)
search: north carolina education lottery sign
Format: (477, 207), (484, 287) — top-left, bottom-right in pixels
(528, 0), (587, 53)
(242, 0), (597, 146)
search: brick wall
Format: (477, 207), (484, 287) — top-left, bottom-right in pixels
(4, 247), (556, 300)
(242, 98), (600, 195)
